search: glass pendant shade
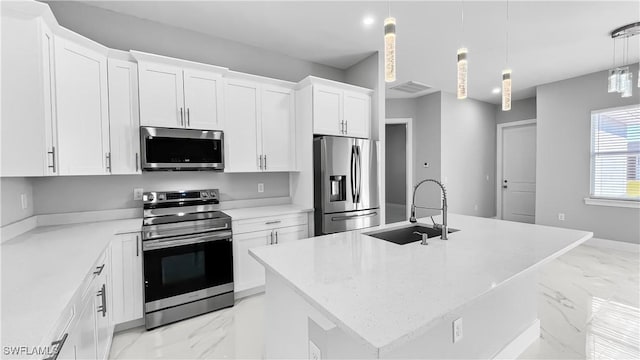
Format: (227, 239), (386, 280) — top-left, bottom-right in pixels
(502, 69), (512, 111)
(621, 71), (633, 97)
(608, 69), (619, 93)
(457, 48), (468, 99)
(384, 17), (396, 83)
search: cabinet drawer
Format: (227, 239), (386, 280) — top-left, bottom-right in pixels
(78, 249), (108, 299)
(233, 212), (308, 235)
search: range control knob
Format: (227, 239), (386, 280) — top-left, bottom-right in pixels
(201, 191), (209, 198)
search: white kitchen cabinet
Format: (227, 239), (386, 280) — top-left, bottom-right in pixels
(260, 85), (296, 171)
(108, 58), (141, 174)
(55, 36), (111, 175)
(111, 233), (143, 325)
(94, 257), (112, 360)
(225, 79), (296, 172)
(224, 79), (261, 171)
(183, 69), (224, 130)
(233, 213), (308, 294)
(0, 11), (58, 176)
(301, 77), (372, 139)
(74, 291), (99, 360)
(134, 52), (226, 130)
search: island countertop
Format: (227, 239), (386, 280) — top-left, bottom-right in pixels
(250, 214), (592, 354)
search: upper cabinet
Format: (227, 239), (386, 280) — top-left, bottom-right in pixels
(107, 56), (141, 174)
(54, 35), (111, 175)
(301, 77), (372, 139)
(133, 51), (227, 130)
(224, 76), (296, 172)
(1, 10), (58, 176)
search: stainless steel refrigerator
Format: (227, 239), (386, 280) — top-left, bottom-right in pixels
(313, 136), (380, 235)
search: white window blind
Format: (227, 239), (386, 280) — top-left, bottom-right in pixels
(590, 105), (640, 201)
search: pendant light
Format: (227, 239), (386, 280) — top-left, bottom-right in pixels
(609, 22), (640, 96)
(384, 3), (396, 83)
(457, 1), (468, 99)
(501, 0), (511, 111)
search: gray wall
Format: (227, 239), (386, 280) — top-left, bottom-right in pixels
(31, 172), (290, 215)
(441, 92), (497, 217)
(536, 64), (640, 244)
(495, 97), (537, 124)
(385, 124), (406, 205)
(0, 178), (34, 226)
(43, 1), (345, 83)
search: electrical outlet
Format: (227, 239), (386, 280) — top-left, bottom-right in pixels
(133, 188), (144, 201)
(258, 183), (264, 193)
(309, 340), (322, 360)
(558, 213), (565, 221)
(453, 317), (463, 343)
(20, 193), (28, 210)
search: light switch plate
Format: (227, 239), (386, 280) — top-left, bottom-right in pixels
(258, 183), (264, 193)
(309, 340), (322, 360)
(453, 317), (463, 343)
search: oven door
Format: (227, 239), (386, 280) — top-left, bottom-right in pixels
(143, 230), (233, 312)
(141, 126), (224, 170)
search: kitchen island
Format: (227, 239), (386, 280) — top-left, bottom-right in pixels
(250, 214), (592, 359)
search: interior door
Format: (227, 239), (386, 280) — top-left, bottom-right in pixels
(313, 86), (342, 136)
(343, 91), (370, 138)
(138, 63), (184, 128)
(224, 80), (260, 171)
(320, 136), (357, 213)
(183, 69), (223, 130)
(261, 85), (294, 171)
(55, 37), (110, 175)
(501, 123), (536, 223)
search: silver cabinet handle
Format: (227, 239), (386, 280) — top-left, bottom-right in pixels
(105, 152), (111, 173)
(96, 283), (107, 317)
(331, 211), (377, 221)
(93, 264), (105, 275)
(47, 146), (56, 173)
(269, 230), (274, 245)
(275, 231), (278, 244)
(258, 155), (263, 170)
(265, 220), (281, 225)
(345, 120), (348, 134)
(136, 234), (139, 257)
(135, 153), (139, 172)
(44, 333), (68, 360)
(179, 107), (184, 126)
(340, 120), (344, 134)
(187, 108), (190, 127)
(264, 155), (267, 170)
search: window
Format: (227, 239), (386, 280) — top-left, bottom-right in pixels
(590, 105), (640, 202)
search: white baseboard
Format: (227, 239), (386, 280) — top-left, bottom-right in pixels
(493, 319), (540, 359)
(585, 237), (640, 253)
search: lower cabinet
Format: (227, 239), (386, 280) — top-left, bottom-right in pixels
(233, 212), (309, 293)
(49, 249), (113, 360)
(110, 233), (144, 325)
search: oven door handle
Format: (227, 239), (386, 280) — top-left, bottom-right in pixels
(143, 230), (232, 251)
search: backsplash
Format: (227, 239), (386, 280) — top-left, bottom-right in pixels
(1, 172), (289, 226)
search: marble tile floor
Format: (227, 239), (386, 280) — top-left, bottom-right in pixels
(110, 244), (639, 360)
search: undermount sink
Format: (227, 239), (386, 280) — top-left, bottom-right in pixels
(366, 224), (459, 245)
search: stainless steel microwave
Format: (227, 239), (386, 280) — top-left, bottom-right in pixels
(140, 127), (224, 171)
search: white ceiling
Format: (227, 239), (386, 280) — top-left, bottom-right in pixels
(79, 1), (639, 104)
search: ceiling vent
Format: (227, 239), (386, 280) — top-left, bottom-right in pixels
(389, 81), (431, 94)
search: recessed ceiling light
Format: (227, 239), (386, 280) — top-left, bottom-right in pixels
(492, 87), (501, 94)
(363, 16), (375, 26)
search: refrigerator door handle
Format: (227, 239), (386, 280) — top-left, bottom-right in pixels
(356, 145), (362, 203)
(350, 145), (357, 203)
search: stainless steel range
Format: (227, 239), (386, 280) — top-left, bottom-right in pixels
(142, 189), (233, 329)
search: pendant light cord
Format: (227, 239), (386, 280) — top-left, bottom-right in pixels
(505, 0), (510, 66)
(461, 0), (465, 44)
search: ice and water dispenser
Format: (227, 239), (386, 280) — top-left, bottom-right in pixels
(329, 175), (346, 202)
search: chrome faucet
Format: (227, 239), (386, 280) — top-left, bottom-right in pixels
(409, 179), (448, 240)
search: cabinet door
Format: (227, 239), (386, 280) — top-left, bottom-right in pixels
(233, 230), (271, 291)
(138, 62), (184, 128)
(95, 272), (111, 360)
(224, 79), (260, 172)
(183, 69), (224, 130)
(111, 233), (143, 325)
(108, 59), (141, 174)
(74, 292), (98, 360)
(55, 37), (110, 175)
(41, 20), (58, 176)
(343, 91), (370, 139)
(273, 225), (308, 245)
(0, 15), (56, 177)
(312, 85), (342, 136)
(261, 85), (295, 172)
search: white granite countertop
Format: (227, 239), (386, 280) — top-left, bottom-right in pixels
(1, 219), (141, 351)
(223, 204), (312, 221)
(250, 214), (593, 354)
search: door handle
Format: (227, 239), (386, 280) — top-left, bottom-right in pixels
(135, 153), (139, 172)
(264, 155), (267, 170)
(269, 230), (274, 245)
(350, 145), (356, 203)
(179, 107), (184, 126)
(503, 180), (508, 189)
(47, 146), (56, 173)
(44, 333), (68, 360)
(345, 120), (348, 134)
(275, 231), (278, 244)
(258, 155), (263, 170)
(96, 283), (107, 317)
(105, 152), (111, 173)
(136, 234), (140, 257)
(187, 108), (190, 127)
